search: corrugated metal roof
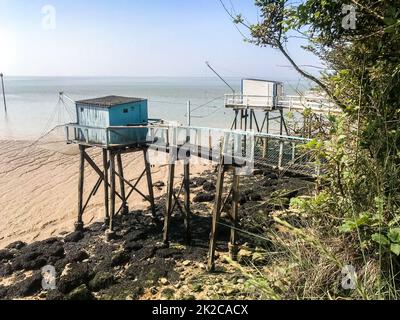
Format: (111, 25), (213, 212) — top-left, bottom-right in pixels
(76, 95), (146, 108)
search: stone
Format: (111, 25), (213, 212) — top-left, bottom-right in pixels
(182, 294), (196, 300)
(5, 241), (26, 250)
(193, 192), (215, 203)
(124, 241), (144, 252)
(7, 271), (42, 297)
(58, 263), (92, 294)
(124, 230), (146, 242)
(64, 231), (84, 243)
(161, 288), (175, 300)
(182, 260), (191, 266)
(203, 181), (216, 192)
(192, 177), (207, 187)
(0, 249), (14, 261)
(150, 286), (158, 295)
(67, 284), (94, 300)
(247, 193), (262, 201)
(88, 272), (115, 292)
(153, 181), (165, 188)
(0, 263), (13, 277)
(46, 289), (65, 300)
(66, 250), (89, 263)
(111, 251), (130, 267)
(160, 277), (169, 285)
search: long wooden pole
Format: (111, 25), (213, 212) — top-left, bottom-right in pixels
(102, 149), (110, 225)
(75, 145), (85, 232)
(143, 148), (156, 217)
(0, 73), (6, 113)
(163, 160), (176, 245)
(229, 172), (240, 260)
(207, 161), (226, 271)
(183, 161), (191, 244)
(116, 152), (128, 215)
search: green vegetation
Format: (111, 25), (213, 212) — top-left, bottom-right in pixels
(226, 0), (400, 299)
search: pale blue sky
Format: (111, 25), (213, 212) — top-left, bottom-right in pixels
(0, 0), (320, 79)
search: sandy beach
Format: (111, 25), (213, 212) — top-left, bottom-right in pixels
(0, 138), (212, 249)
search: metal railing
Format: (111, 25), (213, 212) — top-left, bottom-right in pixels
(224, 94), (342, 114)
(65, 123), (319, 176)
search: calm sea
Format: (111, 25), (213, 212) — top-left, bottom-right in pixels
(0, 77), (311, 140)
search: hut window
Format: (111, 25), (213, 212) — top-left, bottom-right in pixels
(123, 108), (129, 113)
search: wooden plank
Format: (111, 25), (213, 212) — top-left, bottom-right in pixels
(109, 151), (116, 231)
(163, 160), (176, 245)
(229, 172), (240, 260)
(183, 162), (191, 244)
(144, 148), (156, 217)
(103, 149), (109, 224)
(207, 161), (226, 271)
(75, 145), (85, 231)
(116, 152), (128, 214)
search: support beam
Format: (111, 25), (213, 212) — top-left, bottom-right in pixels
(183, 161), (191, 244)
(229, 172), (240, 260)
(163, 159), (176, 245)
(116, 153), (128, 215)
(102, 149), (110, 225)
(109, 151), (116, 233)
(143, 148), (156, 217)
(75, 145), (85, 232)
(207, 161), (226, 271)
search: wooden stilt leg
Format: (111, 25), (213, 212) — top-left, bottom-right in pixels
(102, 149), (110, 225)
(163, 159), (176, 246)
(183, 161), (191, 244)
(207, 162), (226, 271)
(143, 148), (156, 217)
(107, 151), (116, 239)
(75, 145), (85, 232)
(116, 152), (128, 215)
(229, 172), (240, 260)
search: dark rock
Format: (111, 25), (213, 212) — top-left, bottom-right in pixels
(263, 172), (279, 180)
(193, 192), (215, 203)
(124, 230), (146, 242)
(253, 169), (264, 175)
(58, 263), (92, 294)
(11, 251), (42, 271)
(247, 193), (262, 201)
(111, 251), (130, 267)
(124, 241), (144, 252)
(153, 181), (165, 188)
(67, 284), (94, 300)
(191, 177), (207, 187)
(7, 271), (42, 297)
(46, 289), (65, 300)
(285, 190), (299, 199)
(5, 241), (26, 250)
(131, 246), (156, 262)
(66, 250), (89, 263)
(0, 263), (13, 277)
(64, 231), (84, 243)
(155, 248), (183, 259)
(0, 286), (8, 299)
(263, 179), (279, 187)
(46, 242), (65, 258)
(88, 272), (115, 292)
(0, 249), (13, 262)
(203, 181), (216, 192)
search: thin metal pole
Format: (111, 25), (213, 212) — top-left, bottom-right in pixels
(187, 101), (191, 126)
(1, 73), (7, 112)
